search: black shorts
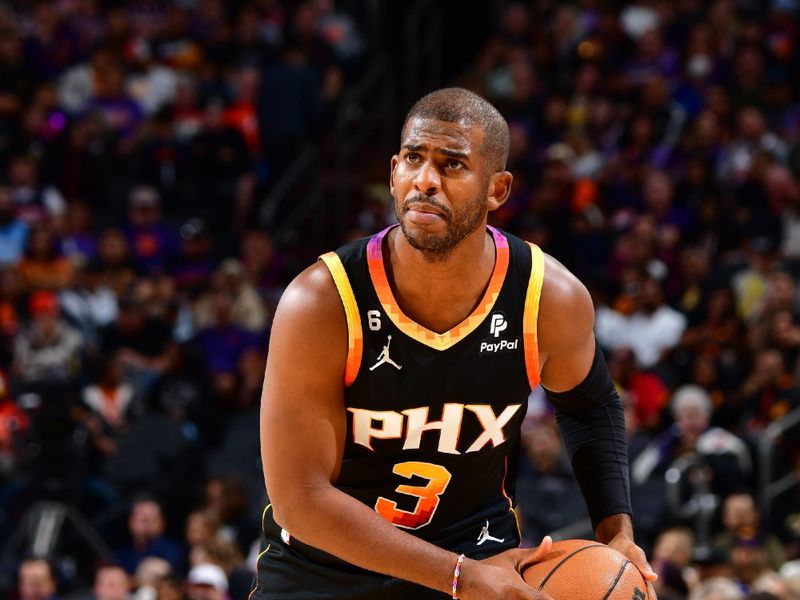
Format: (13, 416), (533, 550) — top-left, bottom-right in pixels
(248, 507), (519, 600)
(248, 536), (449, 600)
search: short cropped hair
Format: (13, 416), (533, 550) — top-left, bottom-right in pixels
(671, 384), (712, 419)
(402, 88), (510, 173)
(688, 578), (744, 600)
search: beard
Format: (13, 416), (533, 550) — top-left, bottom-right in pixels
(395, 189), (487, 260)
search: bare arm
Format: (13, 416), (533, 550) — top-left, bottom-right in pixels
(261, 262), (549, 599)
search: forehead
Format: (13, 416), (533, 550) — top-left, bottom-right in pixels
(401, 117), (484, 153)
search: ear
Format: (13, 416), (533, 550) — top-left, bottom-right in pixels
(487, 171), (513, 211)
(389, 155), (399, 196)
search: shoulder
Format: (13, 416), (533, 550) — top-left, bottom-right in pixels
(537, 254), (594, 349)
(540, 254), (592, 308)
(270, 260), (347, 352)
(274, 260), (343, 324)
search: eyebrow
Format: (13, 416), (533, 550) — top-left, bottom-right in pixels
(402, 144), (470, 160)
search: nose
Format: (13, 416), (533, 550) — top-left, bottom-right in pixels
(412, 159), (441, 196)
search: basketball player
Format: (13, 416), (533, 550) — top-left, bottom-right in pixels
(254, 88), (658, 599)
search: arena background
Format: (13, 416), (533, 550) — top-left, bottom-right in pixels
(0, 1), (799, 599)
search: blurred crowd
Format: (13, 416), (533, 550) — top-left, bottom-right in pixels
(0, 0), (367, 598)
(2, 0), (800, 599)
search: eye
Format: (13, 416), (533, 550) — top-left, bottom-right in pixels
(446, 159), (464, 170)
(405, 152), (420, 164)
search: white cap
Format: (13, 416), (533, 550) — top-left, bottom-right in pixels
(187, 563), (228, 592)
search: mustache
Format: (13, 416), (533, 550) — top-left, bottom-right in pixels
(402, 195), (451, 218)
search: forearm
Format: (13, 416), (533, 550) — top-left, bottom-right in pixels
(546, 347), (632, 527)
(274, 485), (458, 594)
(594, 513), (634, 545)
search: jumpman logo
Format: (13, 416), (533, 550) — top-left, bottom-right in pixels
(369, 335), (402, 371)
(476, 520), (505, 546)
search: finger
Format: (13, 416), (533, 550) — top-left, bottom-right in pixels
(624, 544), (658, 581)
(518, 536), (553, 572)
(646, 581), (658, 600)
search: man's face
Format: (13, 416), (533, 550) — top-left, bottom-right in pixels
(676, 402), (708, 440)
(93, 567), (129, 600)
(390, 118), (493, 257)
(129, 501), (164, 543)
(723, 495), (758, 531)
(19, 561), (55, 600)
(187, 583), (225, 600)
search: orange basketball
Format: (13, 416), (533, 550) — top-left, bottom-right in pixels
(522, 539), (650, 599)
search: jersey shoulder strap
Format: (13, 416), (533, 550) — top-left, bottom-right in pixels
(319, 236), (370, 387)
(500, 230), (545, 389)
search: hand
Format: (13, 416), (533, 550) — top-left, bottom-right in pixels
(457, 537), (554, 600)
(606, 532), (659, 600)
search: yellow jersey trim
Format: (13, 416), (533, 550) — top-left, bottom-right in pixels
(320, 252), (363, 387)
(523, 243), (544, 389)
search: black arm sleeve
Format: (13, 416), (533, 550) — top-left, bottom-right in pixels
(544, 343), (632, 529)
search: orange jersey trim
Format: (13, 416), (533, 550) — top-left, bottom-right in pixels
(320, 252), (363, 387)
(501, 456), (522, 541)
(523, 243), (545, 389)
(366, 226), (510, 351)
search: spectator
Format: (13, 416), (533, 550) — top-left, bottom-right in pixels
(84, 61), (143, 140)
(731, 534), (774, 588)
(184, 99), (253, 234)
(738, 349), (798, 432)
(13, 290), (82, 387)
(59, 260), (118, 348)
(114, 496), (183, 575)
(122, 186), (180, 276)
(713, 493), (786, 572)
(688, 578), (745, 600)
(92, 565), (131, 600)
(129, 557), (171, 600)
(81, 355), (136, 435)
(652, 527), (698, 599)
(192, 290), (260, 402)
(186, 563), (227, 600)
(0, 183), (29, 265)
(171, 219), (214, 299)
(96, 229), (137, 298)
(239, 230), (285, 305)
(16, 225), (74, 292)
(0, 369), (27, 473)
(689, 578), (744, 600)
(596, 275), (688, 368)
(99, 293), (175, 399)
(185, 510), (220, 553)
(193, 260), (268, 334)
(516, 418), (587, 545)
(6, 155), (66, 225)
(751, 572), (794, 600)
(608, 346), (668, 433)
(17, 558), (60, 600)
(631, 385), (752, 494)
(57, 200), (98, 266)
(203, 473), (257, 557)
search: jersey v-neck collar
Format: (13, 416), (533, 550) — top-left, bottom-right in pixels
(366, 225), (510, 351)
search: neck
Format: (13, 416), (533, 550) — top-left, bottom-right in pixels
(390, 223), (492, 278)
(384, 224), (495, 334)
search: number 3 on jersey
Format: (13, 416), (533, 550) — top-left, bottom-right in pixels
(374, 461), (452, 529)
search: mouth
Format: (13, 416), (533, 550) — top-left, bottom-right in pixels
(404, 202), (448, 226)
(407, 203), (445, 217)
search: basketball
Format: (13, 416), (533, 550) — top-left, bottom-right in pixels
(522, 539), (650, 599)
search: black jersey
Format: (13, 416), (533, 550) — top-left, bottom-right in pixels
(252, 225), (545, 598)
